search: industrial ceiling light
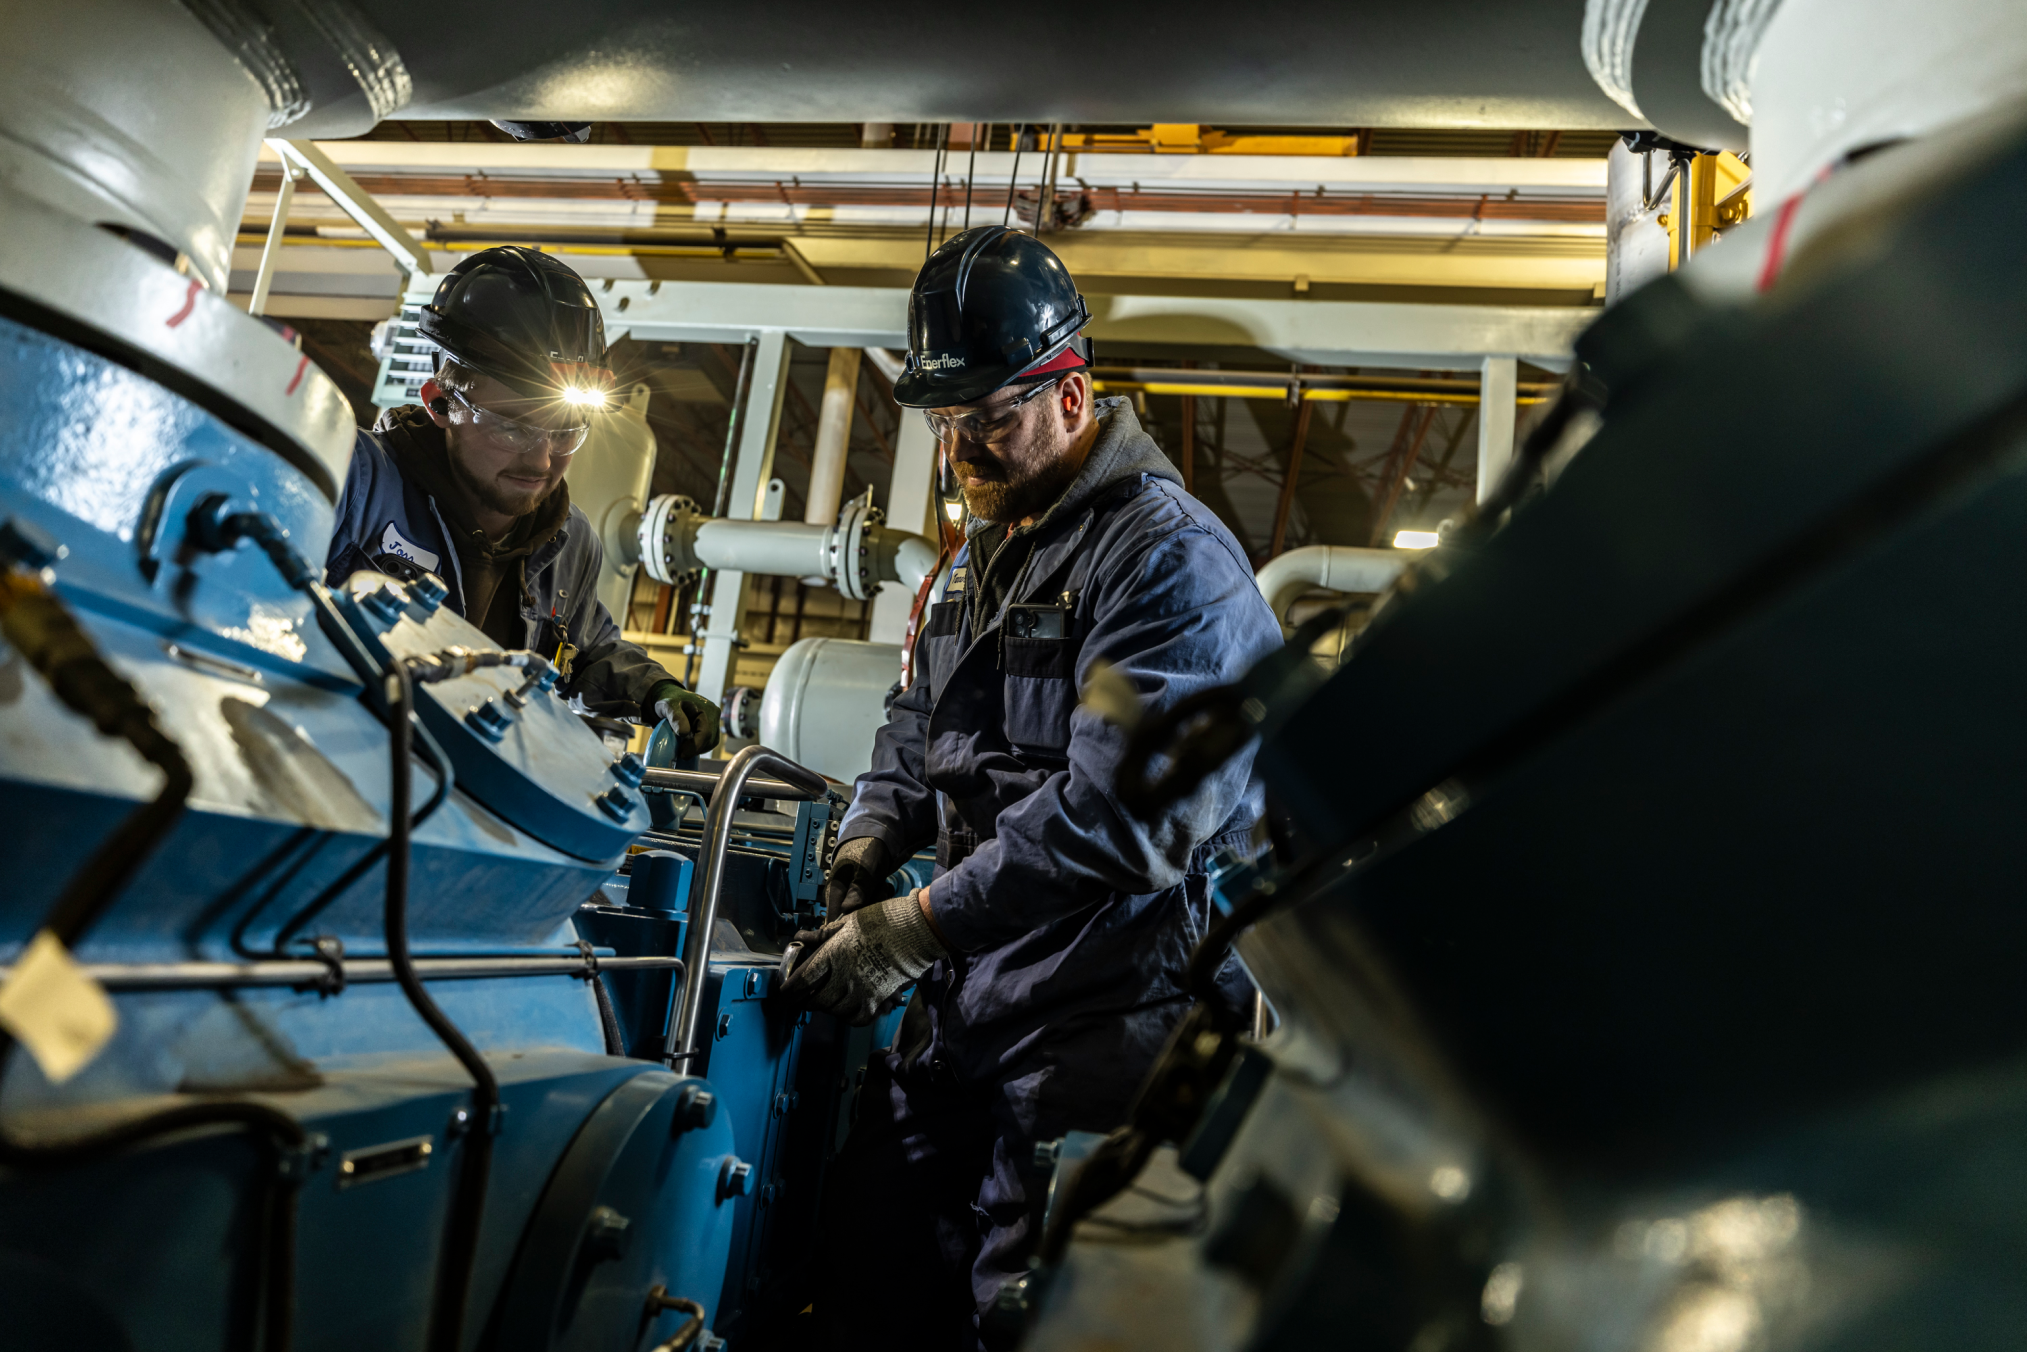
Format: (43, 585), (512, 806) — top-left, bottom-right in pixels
(1393, 529), (1440, 549)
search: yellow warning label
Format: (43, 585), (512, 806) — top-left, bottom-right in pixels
(0, 930), (117, 1083)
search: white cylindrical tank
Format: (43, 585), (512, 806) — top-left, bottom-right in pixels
(758, 639), (903, 785)
(562, 382), (656, 623)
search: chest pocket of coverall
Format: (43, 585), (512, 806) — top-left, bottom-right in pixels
(1000, 601), (1080, 760)
(920, 600), (964, 703)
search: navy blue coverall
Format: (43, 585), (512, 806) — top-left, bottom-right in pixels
(818, 399), (1282, 1348)
(324, 407), (675, 721)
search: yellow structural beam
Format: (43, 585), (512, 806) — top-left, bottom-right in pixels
(1094, 380), (1546, 405)
(1060, 124), (1363, 156)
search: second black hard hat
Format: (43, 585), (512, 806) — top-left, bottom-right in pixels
(416, 245), (610, 401)
(894, 227), (1092, 409)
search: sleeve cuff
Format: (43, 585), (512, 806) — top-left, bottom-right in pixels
(837, 820), (911, 861)
(924, 871), (989, 954)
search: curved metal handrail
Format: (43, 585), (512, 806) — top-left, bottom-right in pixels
(663, 744), (828, 1067)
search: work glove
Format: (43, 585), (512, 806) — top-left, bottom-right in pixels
(652, 683), (722, 759)
(778, 892), (945, 1026)
(824, 836), (894, 919)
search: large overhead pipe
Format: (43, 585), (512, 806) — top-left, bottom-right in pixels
(633, 493), (938, 602)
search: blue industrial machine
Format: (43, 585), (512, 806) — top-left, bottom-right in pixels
(0, 155), (901, 1352)
(1015, 106), (2027, 1352)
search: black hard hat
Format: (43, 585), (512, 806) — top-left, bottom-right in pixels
(893, 227), (1092, 408)
(416, 246), (611, 401)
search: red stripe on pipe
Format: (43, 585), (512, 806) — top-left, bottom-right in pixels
(165, 279), (201, 327)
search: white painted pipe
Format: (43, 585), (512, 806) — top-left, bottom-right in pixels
(1254, 545), (1407, 632)
(695, 518), (834, 578)
(636, 494), (937, 600)
(889, 533), (939, 594)
(806, 347), (861, 525)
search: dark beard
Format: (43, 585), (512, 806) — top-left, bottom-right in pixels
(447, 430), (548, 519)
(961, 449), (1080, 524)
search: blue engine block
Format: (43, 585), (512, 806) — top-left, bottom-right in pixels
(0, 301), (887, 1351)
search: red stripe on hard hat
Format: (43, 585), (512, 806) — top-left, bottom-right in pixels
(1016, 345), (1087, 379)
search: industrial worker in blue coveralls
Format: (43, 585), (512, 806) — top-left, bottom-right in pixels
(323, 246), (721, 756)
(780, 226), (1282, 1351)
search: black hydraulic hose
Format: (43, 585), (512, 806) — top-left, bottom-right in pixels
(961, 126), (978, 232)
(209, 507), (457, 957)
(689, 338), (760, 687)
(221, 508), (498, 1349)
(0, 540), (306, 1352)
(1004, 125), (1025, 227)
(925, 122), (949, 259)
(710, 341), (758, 522)
(387, 661), (498, 1352)
(0, 565), (194, 946)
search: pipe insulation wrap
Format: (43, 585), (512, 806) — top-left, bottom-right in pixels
(1254, 546), (1408, 631)
(1700, 0), (1788, 125)
(1581, 0), (1653, 121)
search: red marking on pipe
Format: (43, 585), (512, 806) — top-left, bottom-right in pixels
(165, 279), (202, 327)
(1754, 193), (1805, 293)
(285, 355), (309, 396)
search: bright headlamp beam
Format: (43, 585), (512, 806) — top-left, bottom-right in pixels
(1393, 529), (1440, 549)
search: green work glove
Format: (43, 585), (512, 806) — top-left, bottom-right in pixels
(651, 682), (722, 759)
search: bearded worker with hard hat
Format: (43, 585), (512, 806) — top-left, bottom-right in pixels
(781, 227), (1282, 1350)
(324, 246), (720, 755)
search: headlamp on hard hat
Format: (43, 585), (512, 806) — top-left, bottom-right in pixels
(417, 245), (614, 403)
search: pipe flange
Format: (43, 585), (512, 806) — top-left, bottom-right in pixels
(637, 494), (701, 586)
(833, 500), (884, 601)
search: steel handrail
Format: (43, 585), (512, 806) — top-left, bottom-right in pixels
(0, 953), (685, 990)
(640, 764), (828, 803)
(664, 745), (829, 1067)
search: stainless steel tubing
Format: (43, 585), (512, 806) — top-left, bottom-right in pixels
(0, 953), (686, 991)
(665, 744), (828, 1067)
(640, 764), (828, 803)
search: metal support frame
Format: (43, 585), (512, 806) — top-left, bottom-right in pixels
(1367, 404), (1440, 546)
(1476, 355), (1519, 503)
(1269, 399), (1315, 559)
(695, 329), (791, 707)
(869, 412), (940, 643)
(267, 138), (433, 281)
(248, 164), (300, 317)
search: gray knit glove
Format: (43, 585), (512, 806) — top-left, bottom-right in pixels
(778, 892), (945, 1026)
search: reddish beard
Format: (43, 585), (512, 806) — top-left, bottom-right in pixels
(957, 436), (1079, 524)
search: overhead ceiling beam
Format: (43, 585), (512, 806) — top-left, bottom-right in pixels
(593, 280), (1585, 372)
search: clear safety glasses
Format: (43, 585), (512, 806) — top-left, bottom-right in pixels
(446, 387), (592, 457)
(920, 374), (1066, 446)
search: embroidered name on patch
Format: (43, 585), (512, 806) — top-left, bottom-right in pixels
(379, 521), (440, 572)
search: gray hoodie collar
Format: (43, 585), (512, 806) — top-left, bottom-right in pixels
(965, 396), (1180, 542)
